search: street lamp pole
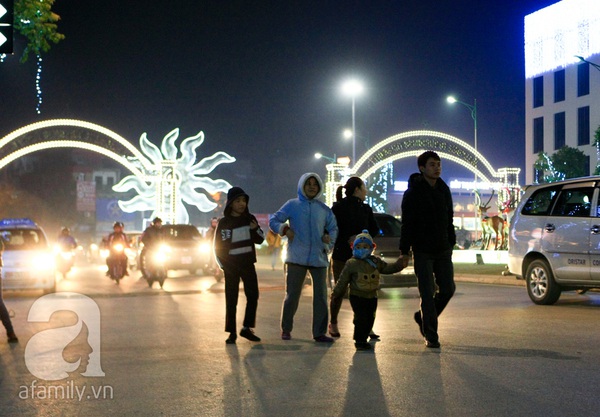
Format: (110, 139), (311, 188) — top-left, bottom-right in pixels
(447, 95), (479, 241)
(342, 80), (363, 167)
(351, 96), (356, 167)
(575, 55), (600, 72)
(447, 96), (477, 153)
(314, 152), (337, 163)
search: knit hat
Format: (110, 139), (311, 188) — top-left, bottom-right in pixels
(226, 187), (249, 208)
(352, 229), (374, 248)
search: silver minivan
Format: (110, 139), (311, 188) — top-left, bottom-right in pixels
(508, 177), (600, 304)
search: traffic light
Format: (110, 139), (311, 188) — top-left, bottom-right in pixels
(0, 0), (14, 54)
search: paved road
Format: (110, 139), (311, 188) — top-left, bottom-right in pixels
(1, 258), (599, 416)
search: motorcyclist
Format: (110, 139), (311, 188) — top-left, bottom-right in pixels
(57, 227), (77, 251)
(55, 227), (78, 276)
(106, 222), (129, 276)
(140, 217), (163, 278)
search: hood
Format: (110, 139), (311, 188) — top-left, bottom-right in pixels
(297, 172), (324, 201)
(407, 172), (422, 189)
(224, 186), (250, 216)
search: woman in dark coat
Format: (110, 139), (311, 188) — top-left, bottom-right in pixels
(329, 176), (379, 338)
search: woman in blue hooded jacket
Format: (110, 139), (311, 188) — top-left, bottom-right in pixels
(269, 173), (338, 342)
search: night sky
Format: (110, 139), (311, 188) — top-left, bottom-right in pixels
(1, 0), (558, 215)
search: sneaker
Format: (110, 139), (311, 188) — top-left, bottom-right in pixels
(225, 333), (237, 344)
(240, 327), (261, 342)
(314, 335), (334, 343)
(355, 342), (372, 351)
(328, 323), (341, 338)
(7, 332), (18, 343)
(414, 311), (425, 338)
(281, 331), (291, 340)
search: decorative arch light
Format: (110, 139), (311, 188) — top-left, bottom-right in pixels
(352, 129), (500, 181)
(0, 119), (236, 224)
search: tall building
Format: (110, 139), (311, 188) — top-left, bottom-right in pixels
(524, 0), (600, 183)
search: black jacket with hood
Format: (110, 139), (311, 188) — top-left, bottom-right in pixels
(399, 173), (456, 255)
(214, 187), (265, 270)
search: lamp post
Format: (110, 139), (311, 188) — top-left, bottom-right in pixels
(575, 55), (600, 72)
(314, 152), (337, 163)
(341, 79), (364, 167)
(447, 96), (477, 152)
(447, 95), (479, 241)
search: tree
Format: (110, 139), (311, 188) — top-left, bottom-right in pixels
(13, 0), (65, 63)
(534, 146), (587, 183)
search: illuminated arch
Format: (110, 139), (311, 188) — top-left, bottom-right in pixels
(0, 119), (236, 224)
(0, 140), (146, 179)
(352, 130), (503, 182)
(0, 119), (154, 177)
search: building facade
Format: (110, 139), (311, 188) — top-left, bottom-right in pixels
(525, 0), (600, 184)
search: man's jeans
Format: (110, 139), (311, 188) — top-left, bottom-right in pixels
(413, 249), (455, 343)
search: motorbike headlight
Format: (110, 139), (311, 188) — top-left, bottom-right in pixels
(153, 252), (167, 263)
(158, 244), (171, 253)
(113, 243), (124, 252)
(60, 251), (74, 260)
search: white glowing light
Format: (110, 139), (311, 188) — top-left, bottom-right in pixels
(524, 0), (600, 78)
(351, 129), (502, 181)
(114, 128), (235, 224)
(36, 55), (42, 114)
(0, 119), (236, 224)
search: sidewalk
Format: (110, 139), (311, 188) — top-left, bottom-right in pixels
(255, 254), (525, 287)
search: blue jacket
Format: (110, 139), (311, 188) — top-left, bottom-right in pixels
(269, 173), (338, 267)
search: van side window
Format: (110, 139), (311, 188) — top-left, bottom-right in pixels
(550, 188), (594, 217)
(521, 187), (559, 215)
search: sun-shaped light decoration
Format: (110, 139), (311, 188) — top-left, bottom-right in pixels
(113, 128), (235, 224)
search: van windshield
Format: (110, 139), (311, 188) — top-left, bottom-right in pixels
(0, 229), (48, 250)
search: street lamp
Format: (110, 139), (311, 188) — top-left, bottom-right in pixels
(447, 95), (479, 241)
(314, 152), (337, 163)
(447, 95), (477, 152)
(341, 79), (364, 167)
(575, 55), (600, 72)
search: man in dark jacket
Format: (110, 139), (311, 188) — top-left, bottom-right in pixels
(399, 151), (456, 348)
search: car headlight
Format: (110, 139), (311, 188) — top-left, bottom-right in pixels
(199, 242), (211, 254)
(33, 253), (55, 270)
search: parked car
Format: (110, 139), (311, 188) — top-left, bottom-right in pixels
(0, 218), (56, 293)
(158, 224), (212, 275)
(508, 176), (600, 304)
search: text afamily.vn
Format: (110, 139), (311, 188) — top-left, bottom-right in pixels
(18, 380), (114, 401)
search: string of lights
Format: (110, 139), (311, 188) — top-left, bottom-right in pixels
(35, 55), (42, 114)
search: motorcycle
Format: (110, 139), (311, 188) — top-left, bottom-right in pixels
(54, 245), (75, 278)
(143, 244), (169, 288)
(107, 242), (127, 284)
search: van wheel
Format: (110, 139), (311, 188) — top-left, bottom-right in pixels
(525, 259), (561, 305)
